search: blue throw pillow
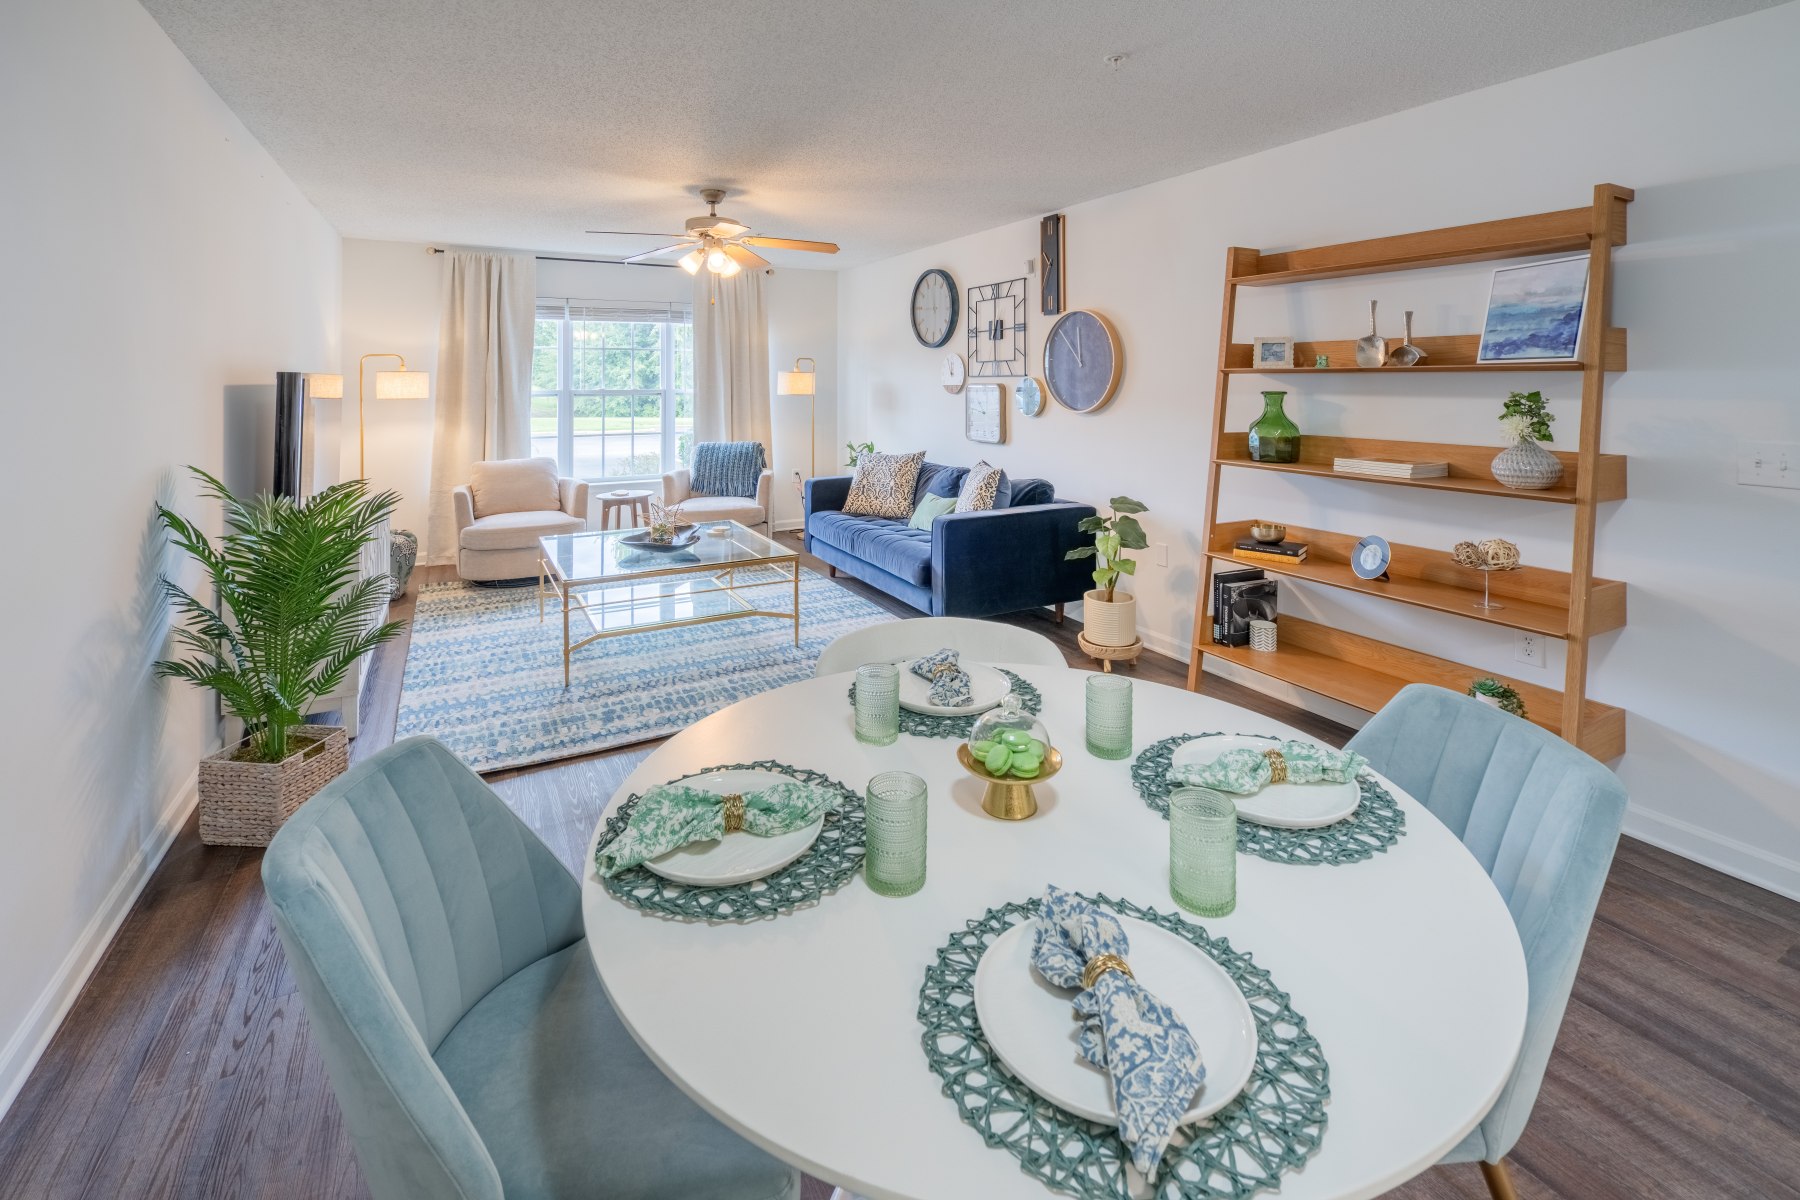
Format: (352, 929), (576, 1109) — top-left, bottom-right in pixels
(1008, 478), (1054, 506)
(691, 441), (766, 499)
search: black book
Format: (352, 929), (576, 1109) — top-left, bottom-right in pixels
(1233, 538), (1309, 558)
(1220, 578), (1278, 647)
(1211, 567), (1263, 644)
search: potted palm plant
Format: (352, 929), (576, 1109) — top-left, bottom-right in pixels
(1066, 496), (1148, 647)
(156, 469), (404, 845)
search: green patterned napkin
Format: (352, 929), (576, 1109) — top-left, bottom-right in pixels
(1169, 739), (1366, 795)
(597, 779), (840, 875)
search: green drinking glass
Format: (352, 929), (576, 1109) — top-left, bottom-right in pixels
(1247, 390), (1301, 463)
(1169, 786), (1237, 917)
(1084, 674), (1133, 760)
(854, 663), (900, 746)
(864, 770), (928, 897)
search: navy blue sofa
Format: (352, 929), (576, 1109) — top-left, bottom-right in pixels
(803, 462), (1096, 618)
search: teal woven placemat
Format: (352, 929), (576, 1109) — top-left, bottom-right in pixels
(595, 760), (864, 921)
(845, 668), (1044, 739)
(919, 893), (1329, 1199)
(1131, 734), (1405, 866)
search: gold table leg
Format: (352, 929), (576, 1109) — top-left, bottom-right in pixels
(1478, 1161), (1518, 1200)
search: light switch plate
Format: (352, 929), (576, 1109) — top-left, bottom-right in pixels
(1738, 441), (1800, 489)
(1154, 542), (1168, 567)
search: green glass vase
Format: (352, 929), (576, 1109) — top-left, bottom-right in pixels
(1248, 390), (1301, 463)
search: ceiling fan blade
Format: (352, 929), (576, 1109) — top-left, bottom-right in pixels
(586, 230), (686, 238)
(622, 241), (698, 264)
(740, 236), (840, 254)
(723, 243), (772, 271)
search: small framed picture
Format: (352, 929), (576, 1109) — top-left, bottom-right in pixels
(1478, 255), (1590, 363)
(1252, 336), (1294, 369)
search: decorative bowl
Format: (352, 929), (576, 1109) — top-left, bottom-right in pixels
(1249, 521), (1287, 544)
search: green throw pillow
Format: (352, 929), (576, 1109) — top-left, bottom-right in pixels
(908, 492), (958, 530)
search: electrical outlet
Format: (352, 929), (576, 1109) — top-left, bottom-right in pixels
(1739, 441), (1800, 489)
(1154, 542), (1168, 567)
(1513, 632), (1543, 668)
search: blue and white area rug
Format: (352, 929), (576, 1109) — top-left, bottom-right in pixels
(395, 568), (894, 773)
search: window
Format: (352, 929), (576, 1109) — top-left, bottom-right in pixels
(531, 298), (694, 482)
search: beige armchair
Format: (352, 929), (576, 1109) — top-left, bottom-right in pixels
(660, 468), (774, 531)
(454, 457), (588, 583)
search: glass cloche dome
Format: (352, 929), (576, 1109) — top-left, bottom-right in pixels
(967, 693), (1052, 780)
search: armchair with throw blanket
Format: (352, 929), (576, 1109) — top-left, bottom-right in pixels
(661, 441), (773, 531)
(453, 457), (588, 584)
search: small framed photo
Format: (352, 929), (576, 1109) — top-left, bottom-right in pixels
(1478, 254), (1590, 363)
(1252, 336), (1294, 369)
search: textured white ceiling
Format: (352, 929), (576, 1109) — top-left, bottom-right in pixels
(139, 0), (1779, 267)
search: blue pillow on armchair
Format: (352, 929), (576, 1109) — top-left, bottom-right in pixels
(691, 441), (766, 499)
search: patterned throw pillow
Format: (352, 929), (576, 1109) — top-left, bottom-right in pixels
(691, 441), (766, 499)
(843, 450), (927, 519)
(956, 461), (1005, 513)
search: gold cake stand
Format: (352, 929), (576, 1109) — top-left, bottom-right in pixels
(956, 744), (1064, 821)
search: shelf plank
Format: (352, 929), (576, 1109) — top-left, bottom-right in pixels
(1198, 616), (1626, 760)
(1208, 522), (1626, 637)
(1227, 187), (1631, 286)
(1215, 434), (1628, 504)
(1223, 329), (1626, 373)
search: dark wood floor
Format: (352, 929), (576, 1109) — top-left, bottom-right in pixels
(2, 533), (1796, 1200)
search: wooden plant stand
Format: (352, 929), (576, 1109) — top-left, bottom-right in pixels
(1078, 631), (1143, 673)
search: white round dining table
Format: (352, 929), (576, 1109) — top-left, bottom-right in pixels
(581, 666), (1527, 1200)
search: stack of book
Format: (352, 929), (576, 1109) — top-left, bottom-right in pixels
(1231, 538), (1308, 565)
(1211, 568), (1278, 647)
(1331, 457), (1449, 479)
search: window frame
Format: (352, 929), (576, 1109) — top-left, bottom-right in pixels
(531, 299), (692, 484)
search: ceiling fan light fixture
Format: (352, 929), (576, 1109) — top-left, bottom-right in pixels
(678, 247), (705, 275)
(705, 246), (732, 273)
(713, 255), (742, 278)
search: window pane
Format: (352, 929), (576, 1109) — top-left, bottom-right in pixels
(533, 320), (560, 390)
(633, 321), (659, 349)
(530, 394), (557, 462)
(603, 349), (632, 390)
(634, 349), (661, 390)
(573, 345), (603, 390)
(673, 323), (693, 391)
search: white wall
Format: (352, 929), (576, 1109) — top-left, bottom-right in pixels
(342, 245), (838, 547)
(837, 4), (1800, 898)
(0, 0), (342, 1115)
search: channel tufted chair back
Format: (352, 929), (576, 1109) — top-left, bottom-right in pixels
(1346, 684), (1626, 1180)
(262, 736), (582, 1200)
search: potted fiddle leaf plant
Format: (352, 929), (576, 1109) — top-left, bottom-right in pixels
(1067, 496), (1148, 647)
(155, 468), (403, 845)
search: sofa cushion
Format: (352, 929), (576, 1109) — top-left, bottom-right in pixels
(956, 461), (1006, 513)
(673, 495), (765, 526)
(691, 441), (766, 499)
(913, 462), (969, 505)
(844, 450), (926, 519)
(469, 457), (560, 518)
(460, 509), (584, 551)
(908, 493), (957, 530)
(808, 511), (932, 586)
(1008, 477), (1055, 506)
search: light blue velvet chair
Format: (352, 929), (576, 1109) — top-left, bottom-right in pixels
(1346, 685), (1626, 1200)
(263, 736), (799, 1200)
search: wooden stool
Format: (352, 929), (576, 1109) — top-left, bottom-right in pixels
(1077, 631), (1143, 673)
(597, 489), (652, 531)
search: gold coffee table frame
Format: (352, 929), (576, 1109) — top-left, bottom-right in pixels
(537, 523), (800, 687)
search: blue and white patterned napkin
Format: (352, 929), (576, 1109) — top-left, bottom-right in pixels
(1032, 886), (1206, 1177)
(1169, 739), (1366, 796)
(910, 647), (973, 707)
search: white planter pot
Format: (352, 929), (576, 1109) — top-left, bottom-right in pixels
(1083, 590), (1138, 648)
(1474, 693), (1502, 709)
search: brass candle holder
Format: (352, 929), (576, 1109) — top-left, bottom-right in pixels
(957, 744), (1063, 821)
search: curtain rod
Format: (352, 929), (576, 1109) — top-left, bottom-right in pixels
(426, 246), (676, 269)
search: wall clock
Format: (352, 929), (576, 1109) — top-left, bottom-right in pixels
(911, 268), (958, 348)
(965, 383), (1006, 445)
(967, 278), (1027, 377)
(1352, 534), (1392, 581)
(1043, 309), (1122, 413)
(1040, 214), (1065, 316)
(941, 352), (967, 394)
(1016, 377), (1045, 418)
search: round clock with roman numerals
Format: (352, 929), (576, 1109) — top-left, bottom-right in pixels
(910, 268), (958, 348)
(1043, 309), (1122, 413)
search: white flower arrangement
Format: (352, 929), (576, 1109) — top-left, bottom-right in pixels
(1499, 413), (1533, 444)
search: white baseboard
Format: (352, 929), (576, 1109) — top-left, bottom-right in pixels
(0, 772), (200, 1121)
(1622, 805), (1800, 903)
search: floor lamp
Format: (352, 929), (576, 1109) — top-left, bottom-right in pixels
(777, 357), (817, 532)
(356, 354), (430, 479)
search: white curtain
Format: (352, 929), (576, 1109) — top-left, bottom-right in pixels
(427, 251), (536, 561)
(691, 267), (770, 451)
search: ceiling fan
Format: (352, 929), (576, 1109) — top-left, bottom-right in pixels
(587, 188), (839, 276)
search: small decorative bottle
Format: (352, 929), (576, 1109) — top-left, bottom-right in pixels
(1247, 390), (1301, 464)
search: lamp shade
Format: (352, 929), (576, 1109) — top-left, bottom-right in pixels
(375, 370), (429, 400)
(308, 373), (344, 399)
(777, 370), (816, 397)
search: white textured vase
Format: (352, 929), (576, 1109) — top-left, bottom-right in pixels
(1491, 438), (1564, 490)
(1083, 590), (1138, 647)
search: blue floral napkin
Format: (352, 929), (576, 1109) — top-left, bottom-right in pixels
(596, 779), (839, 876)
(1032, 886), (1206, 1178)
(1170, 739), (1366, 795)
(910, 647), (973, 706)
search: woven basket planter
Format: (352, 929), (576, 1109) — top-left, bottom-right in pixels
(197, 726), (348, 846)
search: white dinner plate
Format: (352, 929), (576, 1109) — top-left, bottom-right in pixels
(1171, 734), (1361, 829)
(641, 769), (825, 887)
(973, 916), (1259, 1127)
(895, 659), (1011, 716)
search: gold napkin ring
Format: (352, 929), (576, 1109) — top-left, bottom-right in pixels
(721, 793), (746, 834)
(931, 661), (959, 680)
(1263, 749), (1289, 785)
(1081, 952), (1134, 990)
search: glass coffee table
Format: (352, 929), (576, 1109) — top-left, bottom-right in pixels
(538, 521), (800, 686)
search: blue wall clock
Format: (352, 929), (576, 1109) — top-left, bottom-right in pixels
(1043, 310), (1122, 413)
